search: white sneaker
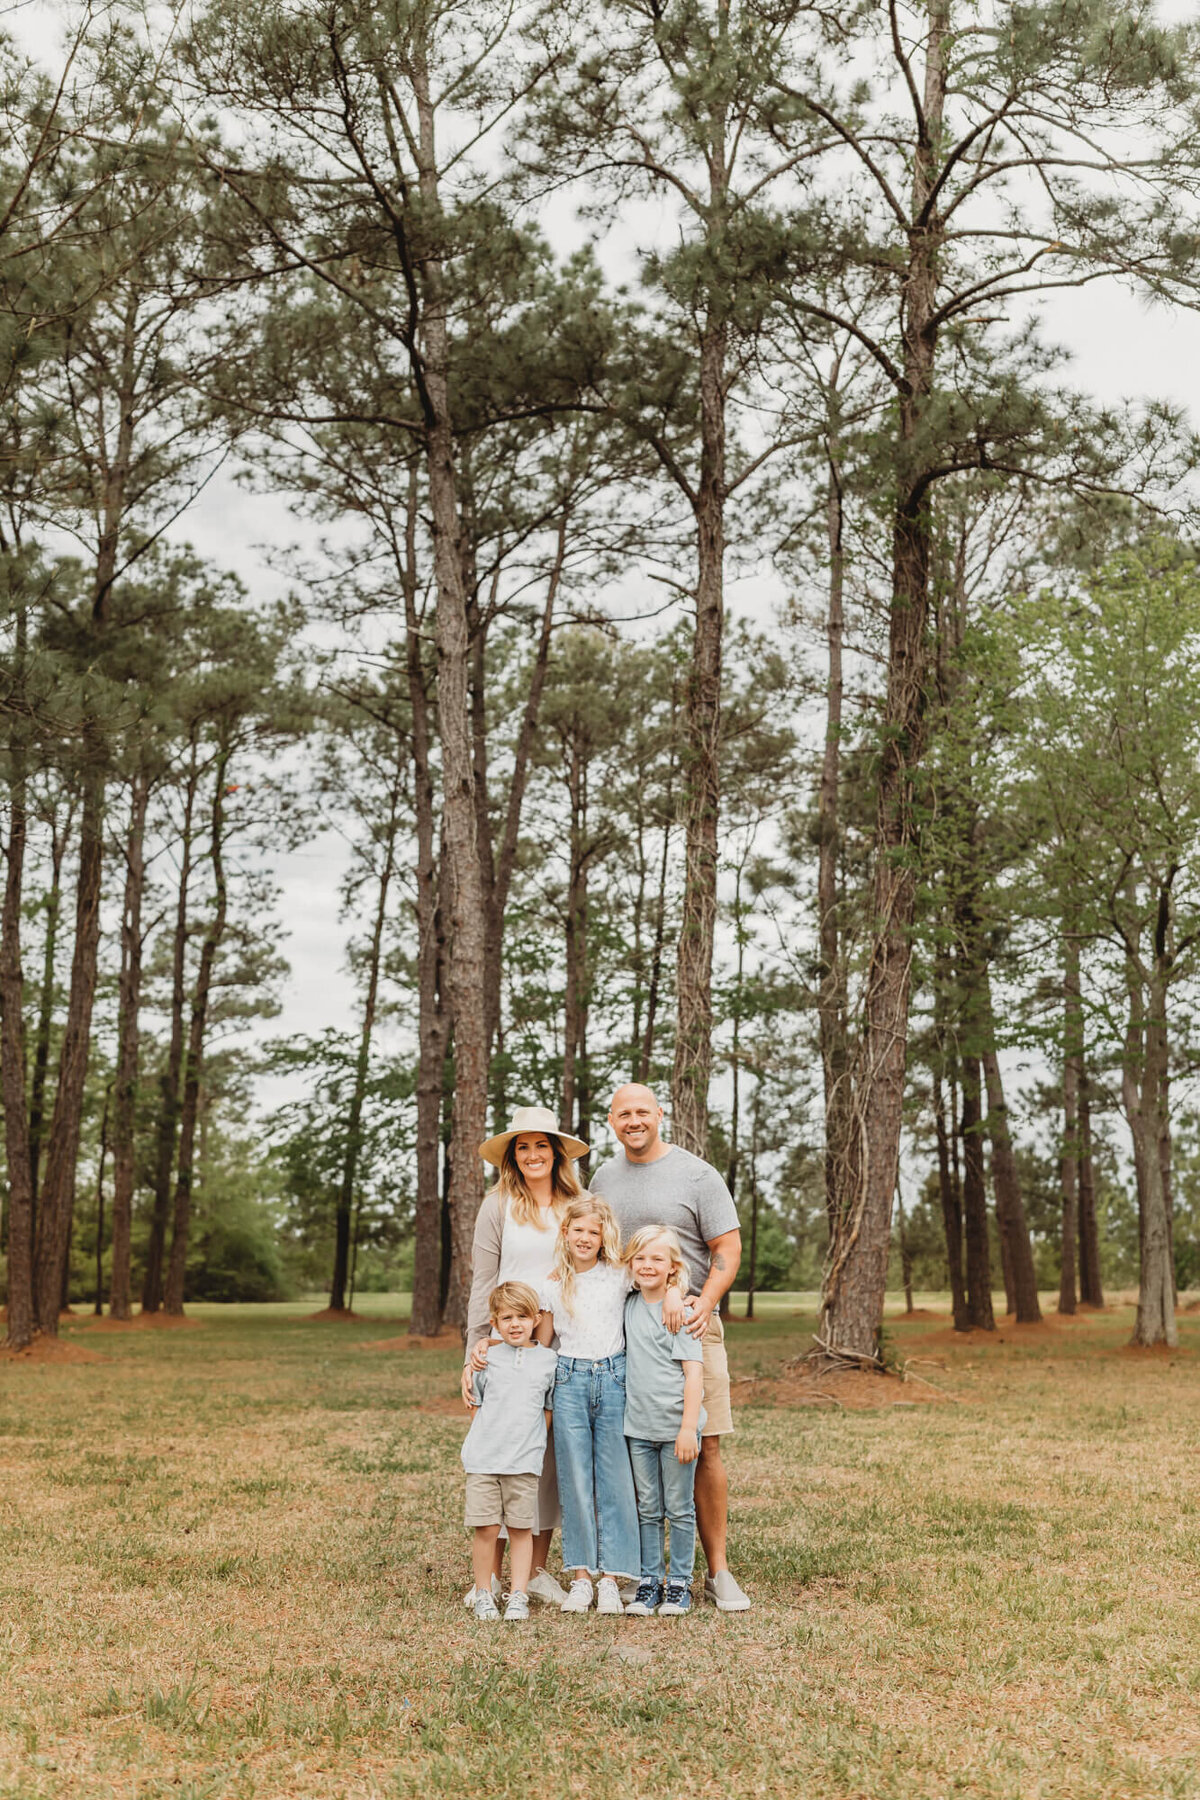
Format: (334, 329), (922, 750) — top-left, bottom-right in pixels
(473, 1589), (501, 1621)
(463, 1575), (502, 1609)
(596, 1577), (624, 1615)
(561, 1577), (594, 1613)
(704, 1569), (751, 1612)
(503, 1591), (530, 1621)
(528, 1568), (568, 1608)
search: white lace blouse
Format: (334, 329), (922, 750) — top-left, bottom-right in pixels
(538, 1261), (633, 1361)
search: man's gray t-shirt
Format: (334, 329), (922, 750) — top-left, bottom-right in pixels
(460, 1341), (557, 1476)
(623, 1293), (706, 1441)
(591, 1145), (739, 1293)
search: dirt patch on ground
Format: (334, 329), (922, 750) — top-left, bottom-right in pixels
(418, 1394), (471, 1418)
(737, 1364), (956, 1410)
(73, 1312), (203, 1330)
(0, 1336), (103, 1364)
(1118, 1341), (1192, 1359)
(308, 1307), (365, 1322)
(906, 1317), (1080, 1350)
(365, 1330), (461, 1353)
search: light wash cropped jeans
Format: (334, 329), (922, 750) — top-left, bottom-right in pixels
(626, 1437), (698, 1585)
(551, 1354), (640, 1580)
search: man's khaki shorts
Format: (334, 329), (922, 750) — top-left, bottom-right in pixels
(464, 1470), (538, 1529)
(701, 1311), (734, 1436)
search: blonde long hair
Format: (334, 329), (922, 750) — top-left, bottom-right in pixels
(491, 1131), (584, 1228)
(549, 1195), (622, 1315)
(622, 1225), (689, 1296)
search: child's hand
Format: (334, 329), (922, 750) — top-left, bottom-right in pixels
(674, 1426), (700, 1464)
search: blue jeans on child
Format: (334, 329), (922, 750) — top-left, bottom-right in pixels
(552, 1355), (640, 1579)
(626, 1438), (698, 1585)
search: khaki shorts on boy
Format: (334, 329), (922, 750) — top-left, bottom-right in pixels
(464, 1470), (539, 1530)
(700, 1311), (734, 1436)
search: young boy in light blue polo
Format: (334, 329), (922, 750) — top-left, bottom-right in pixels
(461, 1281), (557, 1622)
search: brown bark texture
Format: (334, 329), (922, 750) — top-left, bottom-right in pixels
(1059, 932), (1083, 1313)
(406, 583), (450, 1335)
(330, 764), (400, 1312)
(959, 1055), (994, 1330)
(1124, 949), (1176, 1347)
(413, 57), (489, 1331)
(1077, 1069), (1103, 1307)
(817, 437), (850, 1227)
(672, 315), (726, 1157)
(28, 808), (69, 1212)
(982, 1045), (1041, 1322)
(34, 761), (104, 1334)
(164, 756), (231, 1314)
(109, 771), (149, 1320)
(0, 647), (34, 1348)
(818, 2), (947, 1360)
(144, 750), (196, 1311)
(933, 1072), (969, 1331)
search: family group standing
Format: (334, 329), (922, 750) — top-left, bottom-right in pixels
(459, 1083), (752, 1620)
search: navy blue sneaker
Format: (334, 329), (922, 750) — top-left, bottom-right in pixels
(658, 1581), (692, 1615)
(624, 1578), (663, 1616)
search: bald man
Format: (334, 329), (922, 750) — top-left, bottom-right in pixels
(590, 1083), (751, 1612)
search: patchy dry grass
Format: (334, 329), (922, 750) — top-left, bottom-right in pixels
(0, 1296), (1196, 1798)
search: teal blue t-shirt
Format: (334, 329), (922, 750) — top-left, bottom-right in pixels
(622, 1292), (706, 1442)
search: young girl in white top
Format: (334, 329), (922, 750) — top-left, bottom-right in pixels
(536, 1197), (684, 1615)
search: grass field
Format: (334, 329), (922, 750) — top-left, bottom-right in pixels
(0, 1294), (1197, 1799)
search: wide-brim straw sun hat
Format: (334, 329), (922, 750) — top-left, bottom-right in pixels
(478, 1105), (590, 1167)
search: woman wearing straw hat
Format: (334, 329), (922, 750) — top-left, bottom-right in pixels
(460, 1106), (589, 1610)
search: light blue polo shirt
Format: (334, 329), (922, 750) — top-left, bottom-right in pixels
(622, 1293), (706, 1442)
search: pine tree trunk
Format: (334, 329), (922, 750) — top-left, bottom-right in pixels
(1, 601), (34, 1348)
(1077, 1067), (1103, 1307)
(637, 802), (673, 1084)
(37, 295), (138, 1332)
(819, 0), (947, 1359)
(483, 518), (566, 1061)
(672, 313), (725, 1156)
(1059, 931), (1082, 1313)
(1125, 952), (1176, 1348)
(413, 55), (489, 1331)
(329, 765), (401, 1313)
(817, 432), (850, 1228)
(933, 1071), (968, 1330)
(28, 806), (69, 1216)
(144, 747), (197, 1313)
(895, 1184), (915, 1315)
(33, 759), (104, 1336)
(982, 1045), (1040, 1321)
(562, 744), (587, 1138)
(164, 754), (231, 1316)
(93, 1085), (110, 1313)
(994, 1166), (1016, 1317)
(409, 768), (448, 1334)
(108, 771), (148, 1320)
(960, 1055), (994, 1330)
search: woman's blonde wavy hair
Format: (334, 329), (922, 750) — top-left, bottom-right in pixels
(491, 1130), (584, 1228)
(549, 1195), (623, 1316)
